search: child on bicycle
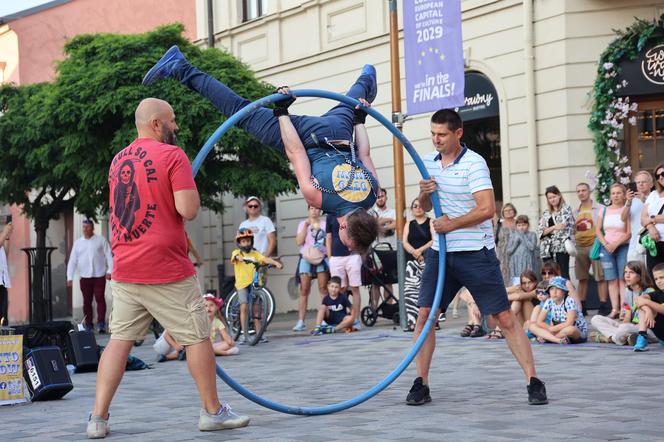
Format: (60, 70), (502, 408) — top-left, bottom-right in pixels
(203, 294), (239, 356)
(311, 276), (354, 335)
(231, 228), (283, 344)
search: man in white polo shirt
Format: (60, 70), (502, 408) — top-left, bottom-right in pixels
(406, 109), (547, 407)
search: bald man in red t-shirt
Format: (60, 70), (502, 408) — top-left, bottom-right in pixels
(87, 98), (249, 438)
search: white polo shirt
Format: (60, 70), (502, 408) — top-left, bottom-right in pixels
(423, 146), (495, 252)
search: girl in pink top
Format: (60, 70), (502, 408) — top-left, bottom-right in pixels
(596, 183), (631, 319)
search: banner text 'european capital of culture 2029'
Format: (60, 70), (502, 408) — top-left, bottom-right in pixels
(404, 0), (465, 115)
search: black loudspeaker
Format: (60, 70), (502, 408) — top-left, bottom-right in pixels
(23, 346), (73, 401)
(66, 330), (99, 372)
(13, 321), (73, 351)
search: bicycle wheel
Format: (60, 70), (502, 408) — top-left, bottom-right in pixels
(225, 291), (242, 340)
(262, 286), (276, 325)
(247, 288), (269, 346)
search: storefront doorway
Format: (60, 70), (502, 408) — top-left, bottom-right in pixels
(457, 71), (502, 201)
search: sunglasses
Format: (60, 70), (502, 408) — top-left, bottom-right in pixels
(541, 270), (555, 276)
(657, 172), (664, 179)
(247, 205), (260, 209)
(412, 205), (421, 209)
(536, 289), (549, 296)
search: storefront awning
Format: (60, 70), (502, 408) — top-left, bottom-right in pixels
(454, 72), (499, 122)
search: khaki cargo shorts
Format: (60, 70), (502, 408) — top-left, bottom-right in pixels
(108, 276), (210, 346)
(575, 245), (605, 281)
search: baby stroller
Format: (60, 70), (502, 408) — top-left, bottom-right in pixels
(360, 242), (400, 326)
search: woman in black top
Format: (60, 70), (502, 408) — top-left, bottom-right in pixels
(402, 199), (433, 330)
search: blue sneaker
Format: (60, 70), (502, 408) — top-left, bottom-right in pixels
(633, 334), (649, 352)
(323, 325), (336, 334)
(360, 64), (377, 103)
(352, 319), (362, 331)
(142, 45), (186, 86)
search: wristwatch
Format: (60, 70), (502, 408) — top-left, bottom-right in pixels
(650, 214), (656, 226)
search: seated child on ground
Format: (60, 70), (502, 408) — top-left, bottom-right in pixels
(525, 280), (551, 339)
(529, 276), (588, 344)
(312, 276), (354, 335)
(204, 294), (239, 356)
(632, 262), (664, 351)
(231, 228), (283, 344)
(590, 261), (657, 345)
(153, 330), (186, 362)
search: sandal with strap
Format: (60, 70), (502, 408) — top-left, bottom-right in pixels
(559, 336), (571, 345)
(486, 328), (504, 340)
(469, 324), (485, 338)
(460, 324), (474, 337)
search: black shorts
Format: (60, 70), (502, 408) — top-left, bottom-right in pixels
(417, 248), (510, 316)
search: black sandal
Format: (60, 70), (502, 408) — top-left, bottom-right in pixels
(469, 324), (485, 338)
(460, 324), (474, 337)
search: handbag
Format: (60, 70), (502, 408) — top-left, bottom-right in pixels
(590, 206), (607, 261)
(564, 239), (576, 257)
(302, 246), (325, 265)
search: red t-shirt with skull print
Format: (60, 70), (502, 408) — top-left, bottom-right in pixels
(108, 138), (197, 283)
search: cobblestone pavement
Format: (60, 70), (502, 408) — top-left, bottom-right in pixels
(4, 312), (664, 441)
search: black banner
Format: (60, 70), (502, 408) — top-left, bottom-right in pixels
(617, 43), (664, 96)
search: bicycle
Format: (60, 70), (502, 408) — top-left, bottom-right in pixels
(224, 258), (277, 346)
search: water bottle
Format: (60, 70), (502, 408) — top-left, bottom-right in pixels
(66, 364), (76, 376)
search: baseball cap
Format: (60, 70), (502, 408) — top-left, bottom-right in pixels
(546, 276), (569, 293)
(82, 218), (94, 225)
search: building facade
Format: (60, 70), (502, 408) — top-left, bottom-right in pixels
(186, 0), (664, 314)
(0, 0), (197, 323)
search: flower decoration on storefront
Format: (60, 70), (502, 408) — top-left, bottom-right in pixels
(588, 15), (664, 202)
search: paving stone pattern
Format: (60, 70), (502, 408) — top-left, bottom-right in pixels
(4, 313), (664, 441)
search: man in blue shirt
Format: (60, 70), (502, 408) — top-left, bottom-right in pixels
(406, 109), (548, 407)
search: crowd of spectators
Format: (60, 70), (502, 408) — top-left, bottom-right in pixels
(151, 168), (664, 361)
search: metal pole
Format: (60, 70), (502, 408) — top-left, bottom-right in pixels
(388, 0), (408, 330)
(207, 0), (215, 48)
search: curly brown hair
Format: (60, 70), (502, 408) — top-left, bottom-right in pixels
(346, 209), (379, 256)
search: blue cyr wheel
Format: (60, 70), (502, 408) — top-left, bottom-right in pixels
(192, 89), (446, 415)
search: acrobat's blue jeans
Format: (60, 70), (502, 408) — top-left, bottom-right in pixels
(172, 63), (375, 153)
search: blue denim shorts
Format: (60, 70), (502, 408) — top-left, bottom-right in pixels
(418, 248), (510, 315)
(298, 256), (329, 276)
(599, 243), (628, 281)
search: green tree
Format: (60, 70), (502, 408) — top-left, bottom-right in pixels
(0, 24), (295, 321)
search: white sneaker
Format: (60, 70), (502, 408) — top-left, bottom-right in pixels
(292, 320), (306, 331)
(236, 335), (246, 345)
(352, 320), (362, 331)
(259, 335), (269, 343)
(86, 414), (110, 439)
(199, 404), (250, 431)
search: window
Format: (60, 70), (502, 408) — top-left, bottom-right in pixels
(626, 98), (664, 173)
(242, 0), (267, 22)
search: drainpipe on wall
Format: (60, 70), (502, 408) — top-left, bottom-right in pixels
(524, 0), (539, 217)
(207, 0), (215, 48)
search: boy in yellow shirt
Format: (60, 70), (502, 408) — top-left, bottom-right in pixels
(231, 228), (282, 344)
